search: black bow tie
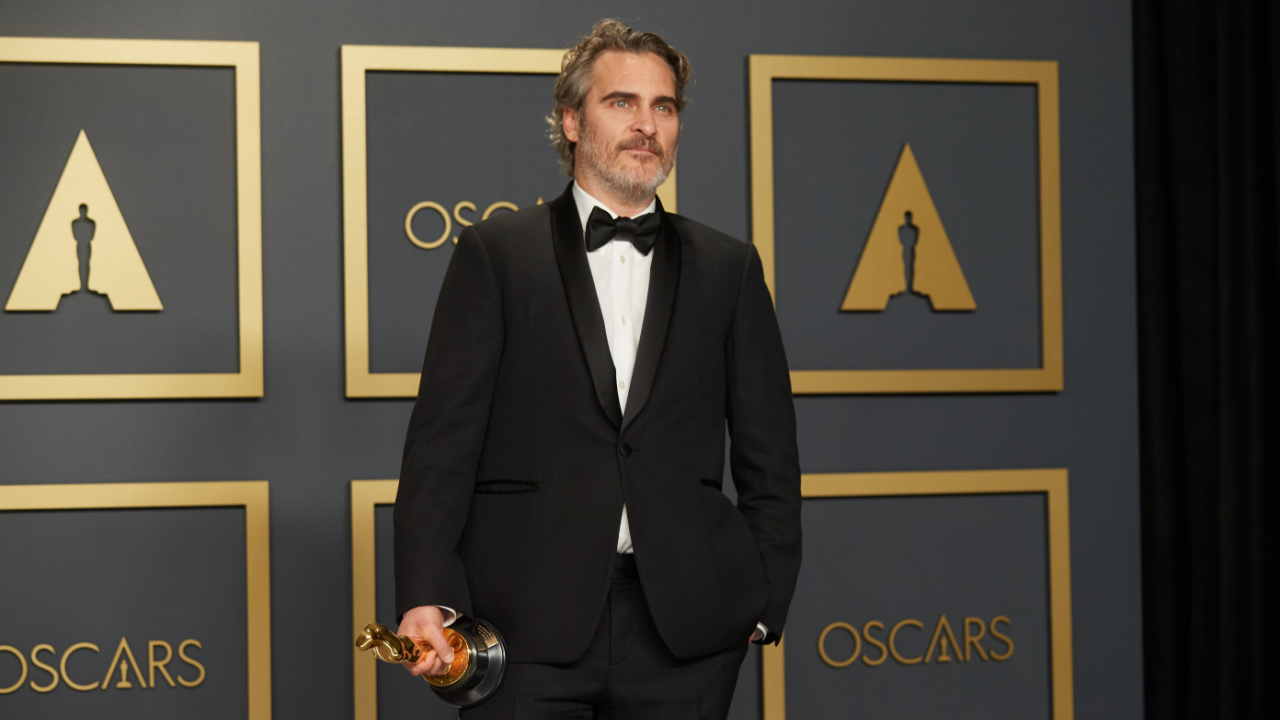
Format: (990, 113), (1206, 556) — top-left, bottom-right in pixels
(585, 206), (660, 255)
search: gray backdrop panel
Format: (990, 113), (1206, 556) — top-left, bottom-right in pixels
(366, 71), (563, 374)
(788, 494), (1052, 718)
(0, 506), (247, 716)
(0, 1), (1141, 719)
(0, 64), (240, 375)
(773, 80), (1042, 370)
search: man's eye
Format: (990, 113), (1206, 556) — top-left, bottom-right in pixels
(655, 105), (670, 113)
(613, 99), (628, 108)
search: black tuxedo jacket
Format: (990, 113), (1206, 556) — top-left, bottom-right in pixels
(395, 185), (801, 663)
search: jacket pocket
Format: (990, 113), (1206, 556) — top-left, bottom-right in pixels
(700, 477), (723, 491)
(473, 480), (541, 494)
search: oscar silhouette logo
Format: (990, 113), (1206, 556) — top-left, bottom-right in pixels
(842, 143), (975, 312)
(6, 130), (162, 312)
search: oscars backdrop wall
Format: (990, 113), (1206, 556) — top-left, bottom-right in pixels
(1, 1), (1139, 719)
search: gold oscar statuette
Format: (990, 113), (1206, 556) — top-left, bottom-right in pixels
(355, 616), (506, 708)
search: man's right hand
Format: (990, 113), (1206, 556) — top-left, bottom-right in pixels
(397, 605), (456, 677)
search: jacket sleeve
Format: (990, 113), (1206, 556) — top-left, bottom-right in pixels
(394, 226), (503, 621)
(726, 242), (803, 642)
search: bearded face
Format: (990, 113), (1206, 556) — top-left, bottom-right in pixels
(564, 51), (681, 209)
(575, 106), (677, 206)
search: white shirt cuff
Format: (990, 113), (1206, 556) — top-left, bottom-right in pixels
(752, 622), (769, 642)
(436, 606), (458, 627)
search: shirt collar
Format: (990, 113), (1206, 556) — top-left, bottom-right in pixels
(572, 181), (657, 235)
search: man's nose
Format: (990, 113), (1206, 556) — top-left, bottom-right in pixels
(631, 107), (657, 136)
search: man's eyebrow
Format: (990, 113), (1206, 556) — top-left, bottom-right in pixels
(600, 91), (639, 102)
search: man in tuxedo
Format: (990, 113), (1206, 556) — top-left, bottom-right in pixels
(394, 19), (801, 719)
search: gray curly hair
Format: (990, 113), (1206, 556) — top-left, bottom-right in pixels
(547, 19), (692, 176)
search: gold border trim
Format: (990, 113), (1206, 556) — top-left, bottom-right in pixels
(762, 469), (1073, 720)
(0, 481), (271, 718)
(341, 45), (675, 398)
(350, 479), (400, 720)
(748, 55), (1063, 394)
(0, 37), (264, 400)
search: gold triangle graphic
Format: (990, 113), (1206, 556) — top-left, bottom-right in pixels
(6, 130), (163, 312)
(841, 143), (975, 312)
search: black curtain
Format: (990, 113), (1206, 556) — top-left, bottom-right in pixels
(1134, 0), (1279, 718)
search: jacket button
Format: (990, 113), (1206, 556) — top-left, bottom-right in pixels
(619, 443), (632, 457)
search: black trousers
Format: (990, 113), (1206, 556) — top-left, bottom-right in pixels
(462, 554), (751, 720)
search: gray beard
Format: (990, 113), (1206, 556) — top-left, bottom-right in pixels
(577, 127), (676, 207)
(585, 154), (673, 206)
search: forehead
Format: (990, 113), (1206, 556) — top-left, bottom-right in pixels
(587, 51), (676, 96)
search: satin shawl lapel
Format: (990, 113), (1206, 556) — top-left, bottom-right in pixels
(622, 200), (681, 431)
(550, 186), (623, 427)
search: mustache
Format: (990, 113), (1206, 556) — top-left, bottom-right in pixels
(616, 136), (666, 159)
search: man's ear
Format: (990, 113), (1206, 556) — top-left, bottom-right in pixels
(562, 107), (580, 143)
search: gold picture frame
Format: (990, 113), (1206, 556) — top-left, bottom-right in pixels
(349, 479), (405, 720)
(0, 481), (271, 718)
(341, 45), (676, 398)
(761, 469), (1073, 720)
(749, 55), (1063, 393)
(0, 37), (264, 400)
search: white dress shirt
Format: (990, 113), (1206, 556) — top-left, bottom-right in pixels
(573, 181), (654, 556)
